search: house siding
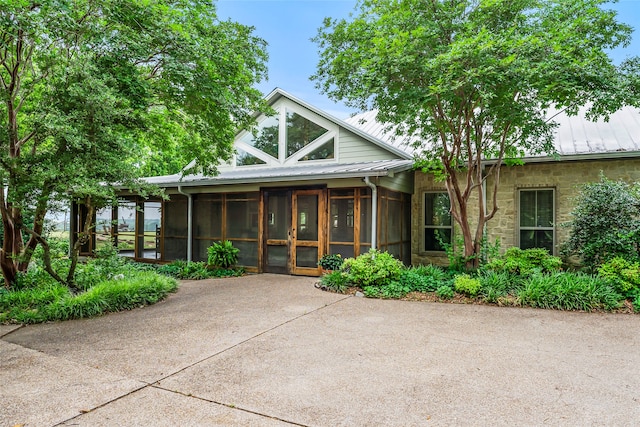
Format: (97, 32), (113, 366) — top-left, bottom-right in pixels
(412, 157), (640, 266)
(338, 129), (401, 162)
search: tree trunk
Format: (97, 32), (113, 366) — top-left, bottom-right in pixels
(66, 199), (95, 288)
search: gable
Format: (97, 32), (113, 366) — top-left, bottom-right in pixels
(217, 89), (410, 172)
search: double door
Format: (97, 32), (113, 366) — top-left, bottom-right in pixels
(264, 189), (325, 275)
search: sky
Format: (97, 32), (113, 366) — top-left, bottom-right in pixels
(217, 0), (640, 120)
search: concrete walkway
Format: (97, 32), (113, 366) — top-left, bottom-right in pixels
(1, 274), (639, 426)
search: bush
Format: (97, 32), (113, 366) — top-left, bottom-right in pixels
(318, 254), (344, 271)
(478, 270), (522, 303)
(436, 284), (454, 300)
(318, 270), (350, 293)
(485, 247), (562, 276)
(598, 257), (640, 297)
(207, 240), (240, 269)
(518, 272), (622, 311)
(157, 260), (210, 279)
(156, 260), (243, 280)
(398, 265), (450, 292)
(634, 294), (640, 313)
(562, 175), (640, 267)
(453, 274), (481, 297)
(341, 249), (404, 287)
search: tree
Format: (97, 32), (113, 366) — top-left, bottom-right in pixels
(313, 0), (640, 268)
(0, 0), (268, 288)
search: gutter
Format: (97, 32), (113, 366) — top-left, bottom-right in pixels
(482, 150), (640, 166)
(177, 185), (193, 262)
(363, 176), (377, 250)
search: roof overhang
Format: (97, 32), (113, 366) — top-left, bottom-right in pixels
(137, 159), (414, 189)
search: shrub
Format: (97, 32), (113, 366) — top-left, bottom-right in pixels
(341, 249), (404, 287)
(518, 272), (622, 311)
(598, 257), (640, 297)
(436, 284), (454, 300)
(318, 254), (344, 271)
(634, 294), (640, 313)
(453, 274), (481, 297)
(398, 265), (450, 292)
(562, 175), (640, 267)
(318, 270), (350, 293)
(207, 240), (239, 268)
(485, 247), (562, 276)
(157, 260), (209, 279)
(478, 270), (521, 303)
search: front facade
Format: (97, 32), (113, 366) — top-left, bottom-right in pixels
(83, 89), (413, 275)
(77, 90), (640, 274)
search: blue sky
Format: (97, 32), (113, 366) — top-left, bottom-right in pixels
(217, 0), (640, 119)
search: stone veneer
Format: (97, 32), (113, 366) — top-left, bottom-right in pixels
(412, 156), (640, 266)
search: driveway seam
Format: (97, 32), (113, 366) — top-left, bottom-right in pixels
(152, 294), (352, 385)
(151, 384), (310, 426)
(51, 293), (351, 427)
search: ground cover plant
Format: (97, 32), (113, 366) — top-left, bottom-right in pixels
(155, 241), (245, 280)
(318, 248), (638, 313)
(0, 239), (178, 324)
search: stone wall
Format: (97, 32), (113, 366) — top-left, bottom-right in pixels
(412, 156), (640, 266)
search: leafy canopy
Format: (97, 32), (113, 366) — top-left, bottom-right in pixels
(313, 0), (640, 268)
(0, 0), (268, 287)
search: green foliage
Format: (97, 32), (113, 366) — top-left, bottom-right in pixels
(518, 273), (622, 311)
(0, 0), (269, 288)
(207, 241), (240, 269)
(398, 266), (449, 293)
(563, 176), (640, 267)
(157, 261), (208, 280)
(318, 253), (344, 271)
(318, 270), (350, 293)
(341, 249), (404, 287)
(598, 257), (640, 297)
(0, 271), (178, 324)
(485, 248), (562, 276)
(439, 234), (501, 272)
(314, 0), (638, 270)
(633, 294), (640, 313)
(363, 281), (412, 299)
(156, 260), (243, 280)
(453, 274), (481, 297)
(478, 270), (522, 304)
(436, 285), (454, 300)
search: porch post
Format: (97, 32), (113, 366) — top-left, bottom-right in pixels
(364, 176), (377, 250)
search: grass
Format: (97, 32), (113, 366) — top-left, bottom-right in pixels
(0, 272), (178, 324)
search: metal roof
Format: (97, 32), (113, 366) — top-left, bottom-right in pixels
(344, 106), (640, 158)
(143, 159), (414, 187)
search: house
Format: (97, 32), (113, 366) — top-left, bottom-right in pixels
(76, 89), (640, 274)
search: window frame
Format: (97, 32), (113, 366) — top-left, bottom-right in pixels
(422, 191), (453, 253)
(517, 188), (556, 254)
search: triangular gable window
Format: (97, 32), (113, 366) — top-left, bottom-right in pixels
(236, 148), (266, 166)
(234, 101), (337, 167)
(238, 115), (279, 160)
(285, 110), (329, 158)
(299, 138), (335, 161)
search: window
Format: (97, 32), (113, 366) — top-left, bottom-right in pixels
(519, 189), (554, 253)
(423, 192), (452, 251)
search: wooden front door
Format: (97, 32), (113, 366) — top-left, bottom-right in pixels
(263, 189), (325, 275)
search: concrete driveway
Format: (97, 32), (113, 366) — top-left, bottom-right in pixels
(1, 274), (639, 426)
